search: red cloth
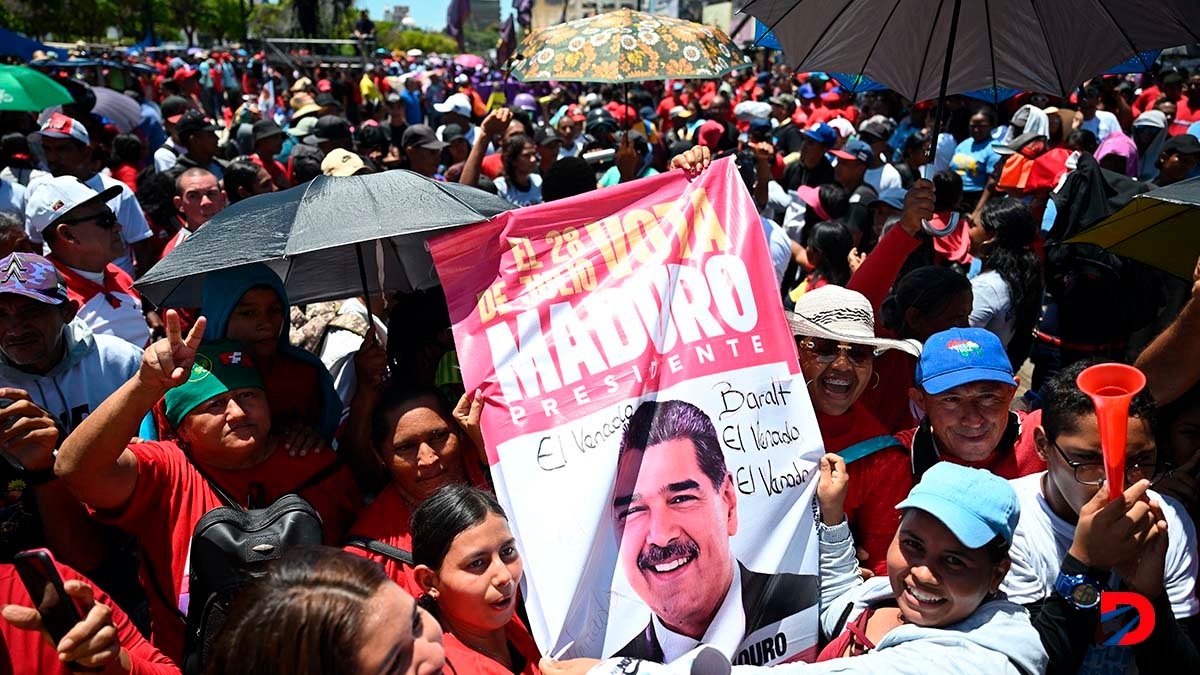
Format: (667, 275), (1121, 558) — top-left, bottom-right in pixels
(441, 616), (543, 675)
(248, 152), (290, 190)
(1132, 85), (1161, 118)
(0, 561), (179, 675)
(1170, 97), (1200, 136)
(112, 164), (140, 193)
(847, 225), (922, 433)
(818, 404), (911, 576)
(91, 440), (362, 663)
(697, 120), (725, 149)
(481, 153), (504, 180)
(930, 213), (974, 267)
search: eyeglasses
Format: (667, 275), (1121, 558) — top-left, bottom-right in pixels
(58, 210), (118, 230)
(1049, 437), (1172, 486)
(797, 337), (876, 366)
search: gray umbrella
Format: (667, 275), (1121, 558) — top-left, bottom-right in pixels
(92, 87), (142, 133)
(740, 0), (1200, 103)
(135, 170), (512, 307)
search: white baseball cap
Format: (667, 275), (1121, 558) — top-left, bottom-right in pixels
(39, 112), (90, 145)
(24, 176), (121, 240)
(434, 93), (472, 116)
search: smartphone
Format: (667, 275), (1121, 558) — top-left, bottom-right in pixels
(13, 549), (89, 661)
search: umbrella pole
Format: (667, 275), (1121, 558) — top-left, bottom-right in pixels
(354, 241), (373, 302)
(926, 0), (964, 169)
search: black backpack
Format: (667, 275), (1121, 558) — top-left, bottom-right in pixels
(180, 489), (324, 675)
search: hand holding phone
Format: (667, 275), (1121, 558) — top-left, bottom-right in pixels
(7, 549), (114, 672)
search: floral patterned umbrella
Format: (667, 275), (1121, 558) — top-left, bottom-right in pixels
(510, 9), (751, 84)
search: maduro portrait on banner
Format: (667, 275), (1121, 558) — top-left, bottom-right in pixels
(429, 157), (825, 666)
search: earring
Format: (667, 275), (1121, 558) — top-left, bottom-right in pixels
(870, 372), (881, 390)
(427, 588), (439, 599)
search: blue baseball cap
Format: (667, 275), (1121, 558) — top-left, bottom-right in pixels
(801, 122), (837, 147)
(871, 187), (908, 210)
(916, 327), (1015, 395)
(897, 462), (1021, 548)
(831, 138), (873, 163)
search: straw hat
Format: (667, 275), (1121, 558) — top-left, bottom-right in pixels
(787, 286), (921, 356)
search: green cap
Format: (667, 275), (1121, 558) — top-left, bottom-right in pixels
(163, 340), (264, 429)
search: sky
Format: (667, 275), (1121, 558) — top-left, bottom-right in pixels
(358, 0), (513, 32)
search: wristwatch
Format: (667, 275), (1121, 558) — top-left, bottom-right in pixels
(1054, 571), (1103, 610)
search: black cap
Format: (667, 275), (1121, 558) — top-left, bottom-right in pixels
(356, 123), (389, 150)
(442, 124), (468, 144)
(175, 110), (220, 142)
(1163, 134), (1200, 156)
(161, 95), (191, 122)
(251, 119), (284, 143)
(401, 124), (447, 150)
(304, 115), (353, 145)
(535, 126), (562, 147)
(315, 92), (343, 110)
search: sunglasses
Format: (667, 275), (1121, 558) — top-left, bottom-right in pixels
(59, 210), (118, 230)
(797, 337), (876, 365)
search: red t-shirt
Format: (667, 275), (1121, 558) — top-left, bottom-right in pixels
(343, 484), (421, 596)
(1170, 97), (1200, 136)
(818, 404), (910, 577)
(846, 225), (923, 434)
(481, 153), (504, 180)
(0, 560), (179, 675)
(248, 152), (291, 190)
(441, 617), (542, 675)
(1132, 85), (1160, 118)
(112, 164), (140, 193)
(91, 440), (362, 663)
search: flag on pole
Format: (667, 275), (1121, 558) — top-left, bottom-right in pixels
(446, 0), (472, 51)
(497, 16), (518, 66)
(514, 0), (533, 29)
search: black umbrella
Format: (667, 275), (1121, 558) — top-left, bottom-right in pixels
(135, 170), (512, 307)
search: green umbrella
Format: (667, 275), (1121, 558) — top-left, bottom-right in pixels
(510, 9), (750, 84)
(1068, 176), (1200, 280)
(0, 64), (73, 112)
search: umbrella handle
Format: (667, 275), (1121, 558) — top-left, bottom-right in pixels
(354, 241), (373, 302)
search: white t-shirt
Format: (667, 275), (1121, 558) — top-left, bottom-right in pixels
(969, 270), (1015, 346)
(1080, 110), (1121, 143)
(0, 179), (25, 218)
(493, 174), (543, 207)
(865, 161), (903, 194)
(1003, 472), (1199, 674)
(153, 139), (185, 172)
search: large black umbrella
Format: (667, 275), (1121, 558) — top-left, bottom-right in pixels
(741, 0), (1199, 103)
(740, 0), (1200, 170)
(135, 170), (512, 307)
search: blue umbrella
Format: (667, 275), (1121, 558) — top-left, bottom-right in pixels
(0, 27), (51, 62)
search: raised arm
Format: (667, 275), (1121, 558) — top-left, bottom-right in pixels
(1135, 259), (1200, 405)
(460, 108), (512, 188)
(55, 311), (206, 511)
(847, 179), (931, 313)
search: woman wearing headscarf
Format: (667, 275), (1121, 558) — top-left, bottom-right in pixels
(1132, 110), (1168, 181)
(1094, 130), (1140, 178)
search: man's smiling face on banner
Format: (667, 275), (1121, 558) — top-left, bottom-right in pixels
(612, 435), (738, 638)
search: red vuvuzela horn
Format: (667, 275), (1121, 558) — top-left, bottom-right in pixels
(1076, 363), (1147, 501)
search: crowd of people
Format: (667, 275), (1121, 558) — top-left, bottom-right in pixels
(0, 36), (1198, 675)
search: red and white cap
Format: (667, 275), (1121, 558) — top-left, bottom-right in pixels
(39, 112), (91, 145)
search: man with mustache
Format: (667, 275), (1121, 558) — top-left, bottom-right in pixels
(611, 399), (818, 665)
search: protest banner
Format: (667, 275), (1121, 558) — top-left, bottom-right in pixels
(429, 157), (825, 666)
